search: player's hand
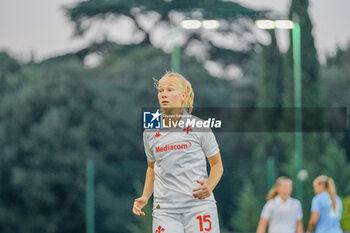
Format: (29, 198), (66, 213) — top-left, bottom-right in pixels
(192, 180), (212, 199)
(132, 196), (148, 216)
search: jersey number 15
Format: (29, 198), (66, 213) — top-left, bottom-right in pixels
(196, 215), (212, 232)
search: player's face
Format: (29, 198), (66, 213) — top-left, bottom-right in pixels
(277, 180), (292, 197)
(313, 181), (324, 194)
(158, 76), (186, 110)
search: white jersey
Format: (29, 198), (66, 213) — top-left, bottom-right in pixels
(261, 196), (303, 233)
(143, 111), (220, 212)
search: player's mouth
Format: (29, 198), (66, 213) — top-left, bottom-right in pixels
(161, 100), (169, 104)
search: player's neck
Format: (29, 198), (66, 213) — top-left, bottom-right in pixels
(279, 194), (289, 202)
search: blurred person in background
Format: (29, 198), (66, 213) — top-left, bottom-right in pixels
(307, 175), (343, 233)
(132, 71), (224, 233)
(256, 176), (304, 233)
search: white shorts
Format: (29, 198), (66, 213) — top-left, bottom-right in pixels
(152, 205), (220, 233)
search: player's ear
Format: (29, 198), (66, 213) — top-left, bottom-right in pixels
(181, 91), (187, 101)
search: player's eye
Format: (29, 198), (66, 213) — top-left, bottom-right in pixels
(158, 88), (164, 93)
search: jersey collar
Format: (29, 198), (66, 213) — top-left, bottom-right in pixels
(275, 195), (291, 204)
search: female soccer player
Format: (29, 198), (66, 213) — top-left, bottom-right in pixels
(306, 175), (343, 233)
(132, 72), (224, 233)
(256, 176), (304, 233)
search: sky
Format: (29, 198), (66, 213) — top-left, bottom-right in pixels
(0, 0), (349, 63)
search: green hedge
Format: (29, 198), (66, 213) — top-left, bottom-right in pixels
(341, 196), (350, 230)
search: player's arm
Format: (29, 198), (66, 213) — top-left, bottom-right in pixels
(132, 161), (155, 216)
(296, 219), (304, 233)
(206, 152), (224, 191)
(141, 160), (155, 200)
(256, 218), (268, 233)
(193, 152), (223, 199)
(306, 211), (319, 233)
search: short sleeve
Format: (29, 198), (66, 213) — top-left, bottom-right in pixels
(311, 195), (321, 212)
(200, 129), (220, 158)
(261, 201), (273, 220)
(296, 200), (303, 220)
(143, 131), (155, 162)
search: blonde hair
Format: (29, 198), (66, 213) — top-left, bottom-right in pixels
(314, 175), (337, 210)
(154, 71), (194, 114)
(266, 176), (292, 200)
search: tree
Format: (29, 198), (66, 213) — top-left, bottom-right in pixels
(65, 0), (266, 72)
(283, 0), (321, 107)
(0, 52), (21, 96)
(230, 180), (261, 232)
(253, 29), (287, 192)
(257, 31), (283, 108)
(321, 43), (350, 160)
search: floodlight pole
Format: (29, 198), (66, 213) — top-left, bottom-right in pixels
(171, 45), (181, 73)
(267, 156), (276, 190)
(292, 22), (303, 202)
(255, 20), (303, 200)
(86, 159), (95, 233)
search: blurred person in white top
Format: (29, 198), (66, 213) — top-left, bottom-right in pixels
(132, 71), (224, 233)
(256, 177), (304, 233)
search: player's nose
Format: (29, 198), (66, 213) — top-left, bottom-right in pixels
(160, 93), (168, 98)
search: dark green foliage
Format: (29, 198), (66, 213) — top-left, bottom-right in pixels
(283, 0), (321, 107)
(230, 180), (261, 232)
(66, 0), (264, 35)
(321, 43), (350, 160)
(341, 196), (350, 230)
(0, 51), (21, 96)
(65, 0), (267, 69)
